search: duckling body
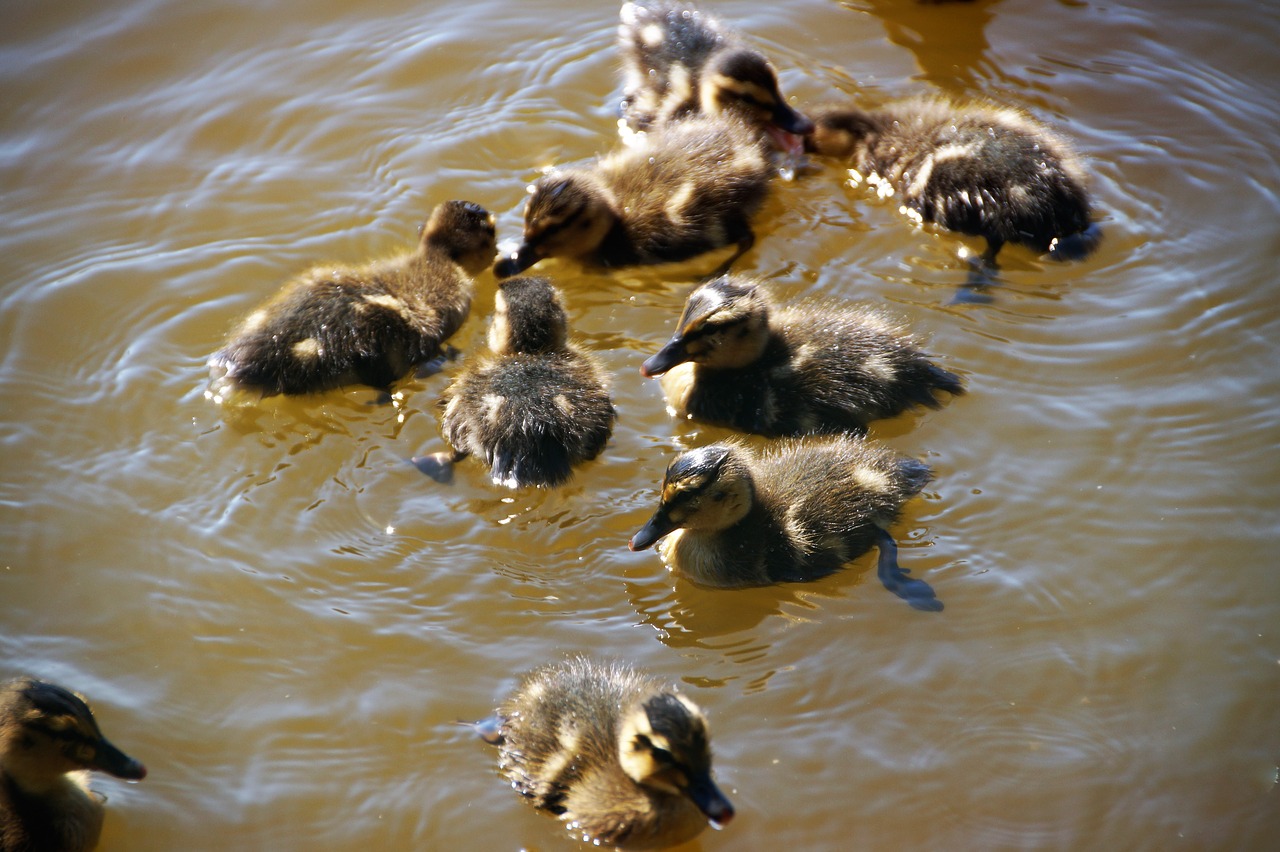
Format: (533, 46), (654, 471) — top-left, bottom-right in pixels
(493, 116), (771, 278)
(1, 679), (146, 852)
(208, 200), (496, 399)
(629, 437), (942, 610)
(805, 97), (1096, 264)
(617, 2), (812, 150)
(483, 657), (733, 850)
(642, 275), (963, 437)
(417, 277), (615, 488)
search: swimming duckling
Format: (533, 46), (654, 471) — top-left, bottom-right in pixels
(414, 276), (616, 488)
(641, 275), (963, 437)
(207, 200), (496, 399)
(1, 678), (146, 852)
(493, 115), (771, 279)
(617, 1), (813, 153)
(479, 657), (734, 849)
(805, 97), (1097, 291)
(629, 437), (943, 610)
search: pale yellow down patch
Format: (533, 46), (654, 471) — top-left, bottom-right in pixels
(640, 22), (664, 47)
(363, 293), (406, 314)
(292, 338), (321, 359)
(482, 393), (506, 425)
(852, 464), (892, 493)
(240, 309), (269, 333)
(553, 394), (574, 416)
(665, 180), (697, 224)
(861, 352), (897, 382)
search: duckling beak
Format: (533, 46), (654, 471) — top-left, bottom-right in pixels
(684, 771), (735, 829)
(493, 245), (539, 278)
(640, 336), (690, 377)
(629, 508), (677, 551)
(768, 104), (815, 159)
(89, 737), (147, 781)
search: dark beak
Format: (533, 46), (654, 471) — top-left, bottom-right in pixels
(90, 736), (147, 781)
(684, 770), (735, 829)
(772, 102), (814, 136)
(640, 336), (690, 377)
(629, 508), (677, 551)
(493, 245), (539, 278)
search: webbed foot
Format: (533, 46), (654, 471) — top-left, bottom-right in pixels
(411, 452), (456, 483)
(874, 527), (943, 612)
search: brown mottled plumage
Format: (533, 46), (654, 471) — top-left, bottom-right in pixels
(806, 97), (1097, 264)
(415, 277), (615, 488)
(208, 200), (496, 399)
(642, 275), (964, 436)
(493, 116), (771, 278)
(629, 437), (943, 610)
(617, 1), (812, 151)
(481, 657), (733, 850)
(1, 679), (145, 852)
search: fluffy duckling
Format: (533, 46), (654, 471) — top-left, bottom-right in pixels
(479, 657), (733, 849)
(208, 200), (496, 399)
(805, 97), (1097, 273)
(414, 277), (616, 488)
(1, 678), (146, 852)
(641, 275), (964, 437)
(617, 1), (813, 153)
(629, 437), (943, 610)
(493, 115), (771, 279)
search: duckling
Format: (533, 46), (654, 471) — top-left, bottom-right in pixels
(629, 437), (943, 610)
(479, 656), (734, 849)
(413, 276), (616, 488)
(493, 115), (771, 279)
(617, 1), (813, 154)
(641, 275), (964, 437)
(207, 200), (496, 399)
(1, 678), (146, 852)
(805, 97), (1097, 291)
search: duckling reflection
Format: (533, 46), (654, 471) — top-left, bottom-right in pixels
(478, 657), (733, 849)
(629, 438), (943, 611)
(414, 276), (615, 488)
(493, 115), (772, 279)
(208, 200), (496, 399)
(1, 678), (146, 852)
(806, 96), (1097, 299)
(860, 0), (1001, 90)
(642, 275), (964, 437)
(617, 1), (813, 154)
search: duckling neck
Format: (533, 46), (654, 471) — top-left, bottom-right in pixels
(664, 503), (784, 588)
(2, 770), (104, 852)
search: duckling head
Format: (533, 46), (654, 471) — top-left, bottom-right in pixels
(0, 678), (146, 792)
(641, 276), (769, 377)
(618, 692), (735, 830)
(629, 443), (754, 551)
(420, 200), (498, 275)
(802, 107), (879, 159)
(701, 48), (813, 155)
(493, 175), (616, 278)
(489, 276), (568, 356)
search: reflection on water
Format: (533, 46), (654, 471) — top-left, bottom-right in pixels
(3, 0), (1280, 849)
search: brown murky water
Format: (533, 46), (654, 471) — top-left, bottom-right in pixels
(3, 0), (1279, 849)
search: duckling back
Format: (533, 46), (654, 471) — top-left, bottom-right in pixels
(808, 98), (1095, 259)
(644, 276), (964, 436)
(207, 200), (496, 398)
(495, 116), (771, 276)
(618, 1), (728, 129)
(1, 679), (146, 852)
(488, 657), (732, 849)
(436, 277), (615, 488)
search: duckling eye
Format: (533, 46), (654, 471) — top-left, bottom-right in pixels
(710, 490), (727, 502)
